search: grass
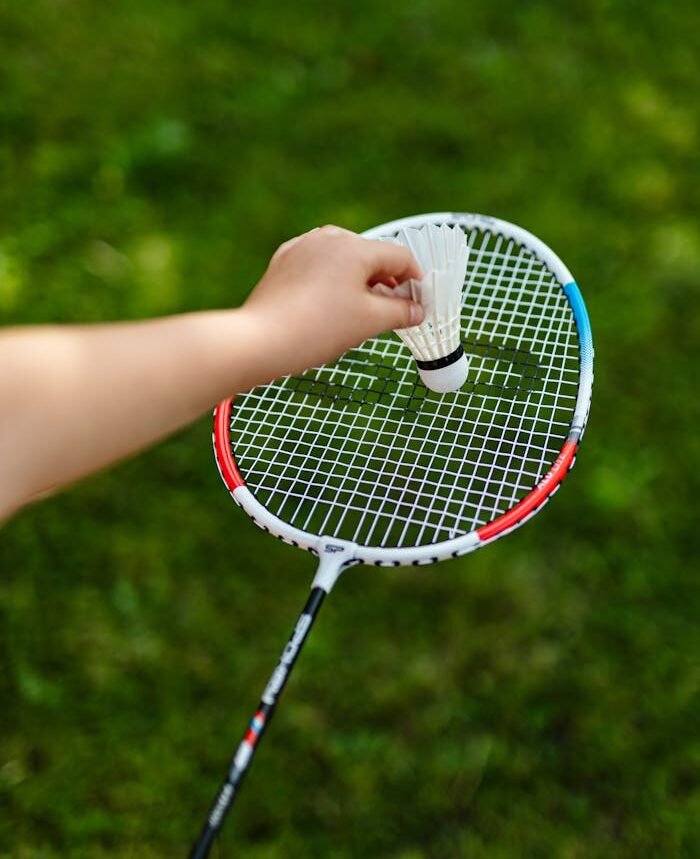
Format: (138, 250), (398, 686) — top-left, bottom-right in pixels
(1, 1), (699, 856)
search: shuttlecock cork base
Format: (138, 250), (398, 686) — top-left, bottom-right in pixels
(375, 223), (470, 394)
(415, 343), (469, 393)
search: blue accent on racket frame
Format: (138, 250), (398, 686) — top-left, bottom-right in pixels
(564, 281), (594, 374)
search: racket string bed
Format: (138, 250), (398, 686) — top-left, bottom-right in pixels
(230, 226), (580, 547)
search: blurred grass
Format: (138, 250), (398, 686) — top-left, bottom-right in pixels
(1, 1), (699, 857)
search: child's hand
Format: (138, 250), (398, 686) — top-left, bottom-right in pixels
(240, 225), (425, 383)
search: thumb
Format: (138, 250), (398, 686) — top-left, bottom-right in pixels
(370, 291), (424, 332)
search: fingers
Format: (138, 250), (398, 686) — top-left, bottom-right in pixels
(360, 238), (423, 284)
(271, 225), (355, 262)
(317, 224), (356, 238)
(275, 228), (422, 286)
(369, 291), (424, 332)
(271, 227), (320, 261)
(368, 274), (399, 288)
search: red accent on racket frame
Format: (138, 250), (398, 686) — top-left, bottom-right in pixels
(214, 398), (245, 490)
(477, 440), (578, 542)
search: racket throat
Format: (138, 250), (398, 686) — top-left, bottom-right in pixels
(311, 537), (359, 593)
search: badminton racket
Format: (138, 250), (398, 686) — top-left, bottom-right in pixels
(189, 212), (594, 858)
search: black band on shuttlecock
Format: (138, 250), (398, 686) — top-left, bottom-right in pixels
(415, 343), (464, 371)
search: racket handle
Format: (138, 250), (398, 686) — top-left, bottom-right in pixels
(188, 586), (327, 858)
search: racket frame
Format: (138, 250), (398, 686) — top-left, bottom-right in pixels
(213, 212), (594, 591)
(191, 212), (594, 856)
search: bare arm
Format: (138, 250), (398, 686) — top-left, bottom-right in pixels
(0, 226), (423, 521)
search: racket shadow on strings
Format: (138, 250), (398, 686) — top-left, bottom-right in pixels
(188, 212), (594, 858)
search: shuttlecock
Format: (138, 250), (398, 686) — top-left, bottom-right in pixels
(376, 223), (469, 393)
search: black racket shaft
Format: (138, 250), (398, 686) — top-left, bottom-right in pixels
(188, 587), (327, 858)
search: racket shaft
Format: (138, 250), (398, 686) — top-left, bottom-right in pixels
(189, 586), (327, 858)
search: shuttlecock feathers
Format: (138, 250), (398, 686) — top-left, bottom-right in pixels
(375, 223), (469, 393)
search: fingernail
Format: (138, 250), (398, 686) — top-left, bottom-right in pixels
(409, 302), (423, 326)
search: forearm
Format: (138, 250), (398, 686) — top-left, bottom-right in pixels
(0, 227), (422, 522)
(0, 310), (263, 519)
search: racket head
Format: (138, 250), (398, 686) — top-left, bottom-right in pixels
(214, 212), (593, 566)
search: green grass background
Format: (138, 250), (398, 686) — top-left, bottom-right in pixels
(1, 1), (698, 856)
